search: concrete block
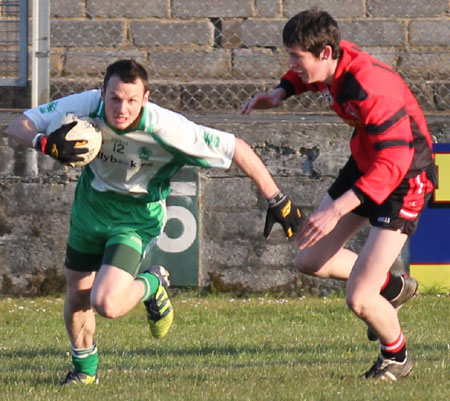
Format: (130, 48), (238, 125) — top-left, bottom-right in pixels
(148, 49), (231, 79)
(232, 48), (286, 79)
(284, 0), (365, 18)
(51, 20), (125, 47)
(240, 19), (286, 47)
(363, 46), (397, 68)
(367, 0), (448, 17)
(50, 78), (103, 99)
(148, 83), (182, 110)
(221, 19), (244, 48)
(179, 82), (265, 111)
(339, 20), (405, 46)
(65, 50), (146, 77)
(172, 0), (253, 18)
(131, 20), (214, 47)
(51, 0), (85, 17)
(256, 0), (281, 17)
(410, 20), (450, 46)
(87, 0), (168, 18)
(398, 50), (450, 80)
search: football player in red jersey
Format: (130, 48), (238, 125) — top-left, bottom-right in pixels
(242, 9), (436, 381)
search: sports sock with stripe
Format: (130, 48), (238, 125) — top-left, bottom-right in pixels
(136, 272), (159, 302)
(71, 342), (98, 376)
(380, 332), (407, 362)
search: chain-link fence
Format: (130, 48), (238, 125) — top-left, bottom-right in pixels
(1, 1), (450, 112)
(0, 0), (27, 86)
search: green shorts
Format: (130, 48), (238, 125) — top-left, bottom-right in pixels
(65, 235), (157, 277)
(65, 172), (166, 276)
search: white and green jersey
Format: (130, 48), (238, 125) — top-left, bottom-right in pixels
(25, 89), (235, 202)
(25, 90), (236, 247)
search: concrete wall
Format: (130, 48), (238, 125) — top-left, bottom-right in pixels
(1, 112), (449, 296)
(49, 0), (450, 112)
(1, 0), (449, 111)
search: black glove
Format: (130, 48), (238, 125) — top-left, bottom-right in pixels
(34, 121), (88, 163)
(264, 191), (303, 239)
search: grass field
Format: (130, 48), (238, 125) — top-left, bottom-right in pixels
(0, 292), (448, 401)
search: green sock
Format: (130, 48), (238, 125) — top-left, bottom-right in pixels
(136, 272), (159, 302)
(71, 342), (98, 376)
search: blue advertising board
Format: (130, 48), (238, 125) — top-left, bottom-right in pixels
(410, 144), (450, 292)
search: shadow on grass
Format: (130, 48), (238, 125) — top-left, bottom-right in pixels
(3, 339), (449, 364)
(2, 340), (448, 387)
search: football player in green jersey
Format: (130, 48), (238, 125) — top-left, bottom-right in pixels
(7, 59), (303, 385)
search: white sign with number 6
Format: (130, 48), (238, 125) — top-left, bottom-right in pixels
(157, 205), (197, 253)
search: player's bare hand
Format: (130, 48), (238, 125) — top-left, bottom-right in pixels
(241, 91), (283, 115)
(295, 207), (340, 250)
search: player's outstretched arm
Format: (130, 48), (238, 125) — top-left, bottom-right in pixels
(233, 138), (302, 238)
(232, 138), (279, 199)
(241, 87), (286, 115)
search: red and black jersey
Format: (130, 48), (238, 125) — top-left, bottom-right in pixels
(278, 40), (434, 204)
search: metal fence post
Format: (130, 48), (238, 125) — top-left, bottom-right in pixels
(28, 0), (50, 176)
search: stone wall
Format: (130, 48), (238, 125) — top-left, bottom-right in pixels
(1, 0), (449, 111)
(48, 0), (450, 112)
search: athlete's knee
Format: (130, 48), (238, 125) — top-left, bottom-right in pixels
(90, 295), (115, 319)
(294, 250), (326, 277)
(90, 291), (122, 319)
(346, 289), (373, 318)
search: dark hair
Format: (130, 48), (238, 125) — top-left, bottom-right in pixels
(283, 9), (341, 59)
(103, 59), (149, 92)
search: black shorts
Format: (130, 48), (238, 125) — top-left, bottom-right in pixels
(328, 157), (436, 236)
